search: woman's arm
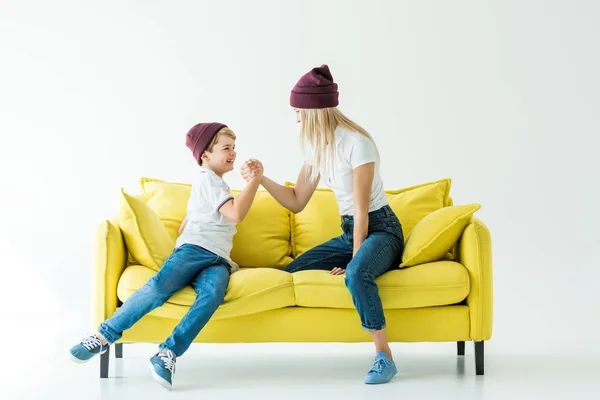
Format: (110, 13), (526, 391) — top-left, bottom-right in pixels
(243, 161), (319, 213)
(330, 161), (375, 276)
(352, 162), (375, 256)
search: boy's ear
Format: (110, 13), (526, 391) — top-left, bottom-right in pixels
(201, 151), (209, 162)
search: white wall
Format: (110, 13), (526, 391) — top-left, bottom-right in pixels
(1, 0), (598, 352)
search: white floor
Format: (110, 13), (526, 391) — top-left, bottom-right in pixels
(6, 338), (600, 400)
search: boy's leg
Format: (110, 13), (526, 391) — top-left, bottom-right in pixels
(149, 263), (229, 390)
(284, 235), (352, 273)
(70, 245), (203, 363)
(161, 263), (230, 356)
(97, 245), (202, 344)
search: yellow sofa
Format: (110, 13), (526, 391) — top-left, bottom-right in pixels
(93, 178), (493, 377)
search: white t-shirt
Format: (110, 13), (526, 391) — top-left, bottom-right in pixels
(304, 127), (388, 216)
(176, 168), (239, 273)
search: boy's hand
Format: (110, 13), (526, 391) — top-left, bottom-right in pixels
(241, 159), (263, 182)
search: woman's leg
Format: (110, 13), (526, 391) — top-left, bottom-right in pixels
(284, 235), (352, 273)
(344, 230), (403, 383)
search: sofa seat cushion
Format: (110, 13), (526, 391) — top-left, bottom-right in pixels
(117, 266), (295, 320)
(292, 261), (469, 309)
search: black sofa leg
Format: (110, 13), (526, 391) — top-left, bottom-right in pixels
(475, 341), (484, 375)
(100, 346), (110, 378)
(115, 343), (123, 359)
(457, 341), (465, 356)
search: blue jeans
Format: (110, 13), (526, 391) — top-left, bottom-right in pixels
(98, 244), (230, 356)
(284, 205), (404, 331)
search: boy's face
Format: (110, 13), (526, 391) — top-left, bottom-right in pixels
(202, 136), (236, 176)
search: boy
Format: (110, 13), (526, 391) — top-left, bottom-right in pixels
(70, 122), (263, 390)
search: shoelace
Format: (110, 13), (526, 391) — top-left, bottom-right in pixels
(159, 350), (176, 373)
(82, 334), (103, 351)
(369, 358), (387, 374)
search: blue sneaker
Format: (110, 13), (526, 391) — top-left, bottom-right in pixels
(364, 352), (397, 384)
(70, 333), (109, 363)
(149, 349), (176, 390)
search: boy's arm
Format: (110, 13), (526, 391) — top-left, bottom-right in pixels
(219, 176), (261, 223)
(177, 217), (188, 235)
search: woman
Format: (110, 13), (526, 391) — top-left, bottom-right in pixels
(242, 64), (404, 384)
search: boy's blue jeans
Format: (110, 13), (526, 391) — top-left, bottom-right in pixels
(98, 244), (230, 356)
(284, 205), (404, 332)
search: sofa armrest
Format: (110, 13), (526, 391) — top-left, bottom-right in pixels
(91, 219), (127, 328)
(457, 217), (493, 341)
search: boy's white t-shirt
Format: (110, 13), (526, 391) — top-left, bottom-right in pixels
(304, 127), (388, 216)
(176, 167), (239, 273)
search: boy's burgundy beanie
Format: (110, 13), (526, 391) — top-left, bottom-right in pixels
(186, 122), (227, 164)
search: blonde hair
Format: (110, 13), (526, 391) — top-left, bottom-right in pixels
(299, 107), (378, 182)
(201, 127), (237, 165)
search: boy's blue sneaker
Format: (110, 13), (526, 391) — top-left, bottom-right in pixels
(149, 349), (176, 390)
(364, 352), (397, 384)
(70, 333), (109, 363)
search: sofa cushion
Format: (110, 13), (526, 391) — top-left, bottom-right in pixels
(288, 178), (453, 258)
(117, 189), (174, 271)
(386, 178), (453, 235)
(292, 261), (469, 309)
(117, 266), (296, 320)
(140, 178), (190, 242)
(402, 204), (481, 267)
(140, 178), (292, 268)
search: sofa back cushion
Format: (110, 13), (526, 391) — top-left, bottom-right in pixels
(288, 178), (452, 258)
(140, 178), (292, 268)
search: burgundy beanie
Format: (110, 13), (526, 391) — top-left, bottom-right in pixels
(290, 64), (339, 109)
(185, 122), (227, 164)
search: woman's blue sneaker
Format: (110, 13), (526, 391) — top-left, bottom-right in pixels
(149, 349), (176, 390)
(364, 352), (397, 384)
(70, 334), (109, 363)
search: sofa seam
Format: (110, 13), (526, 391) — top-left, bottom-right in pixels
(293, 282), (468, 290)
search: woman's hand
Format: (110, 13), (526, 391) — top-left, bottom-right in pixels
(241, 159), (263, 182)
(330, 267), (345, 275)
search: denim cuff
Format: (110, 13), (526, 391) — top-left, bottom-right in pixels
(97, 324), (117, 345)
(362, 322), (386, 332)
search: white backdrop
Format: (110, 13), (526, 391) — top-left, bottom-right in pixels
(1, 0), (598, 353)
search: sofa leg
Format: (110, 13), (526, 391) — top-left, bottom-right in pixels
(115, 343), (123, 359)
(474, 341), (484, 375)
(100, 346), (110, 378)
(457, 341), (465, 356)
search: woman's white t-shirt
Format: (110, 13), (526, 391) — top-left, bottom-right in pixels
(304, 127), (388, 216)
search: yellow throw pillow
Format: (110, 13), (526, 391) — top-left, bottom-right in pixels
(401, 203), (481, 267)
(386, 178), (452, 238)
(288, 178), (452, 258)
(140, 178), (191, 241)
(117, 189), (175, 272)
(140, 178), (292, 268)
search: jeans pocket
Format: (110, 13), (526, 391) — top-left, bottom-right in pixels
(384, 221), (404, 241)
